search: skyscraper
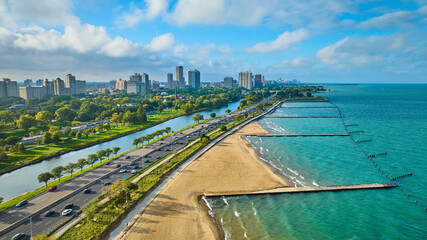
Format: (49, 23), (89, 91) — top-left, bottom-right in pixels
(43, 79), (54, 95)
(167, 73), (174, 89)
(53, 78), (65, 96)
(109, 80), (116, 90)
(238, 71), (253, 90)
(116, 78), (127, 90)
(75, 80), (87, 95)
(128, 73), (142, 94)
(65, 74), (76, 95)
(0, 78), (19, 98)
(186, 69), (200, 89)
(224, 77), (234, 88)
(142, 73), (150, 94)
(254, 74), (263, 88)
(19, 86), (46, 99)
(176, 66), (184, 87)
(24, 79), (33, 86)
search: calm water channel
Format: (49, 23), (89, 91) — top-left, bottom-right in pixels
(0, 101), (241, 201)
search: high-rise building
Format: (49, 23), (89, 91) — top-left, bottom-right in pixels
(142, 73), (150, 94)
(53, 78), (65, 96)
(167, 73), (174, 89)
(186, 69), (200, 89)
(254, 74), (263, 88)
(116, 78), (127, 90)
(176, 66), (184, 87)
(43, 79), (54, 95)
(238, 71), (253, 90)
(19, 86), (46, 99)
(75, 80), (86, 95)
(109, 80), (116, 90)
(0, 78), (19, 98)
(130, 73), (142, 83)
(24, 79), (33, 86)
(152, 80), (160, 91)
(65, 74), (76, 95)
(36, 79), (43, 86)
(127, 81), (141, 94)
(224, 77), (234, 88)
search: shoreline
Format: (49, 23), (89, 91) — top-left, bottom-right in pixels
(118, 121), (290, 240)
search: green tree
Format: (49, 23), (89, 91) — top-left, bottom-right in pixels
(210, 113), (216, 118)
(220, 125), (227, 131)
(96, 149), (105, 163)
(133, 138), (140, 147)
(17, 114), (36, 131)
(192, 113), (204, 124)
(51, 166), (64, 181)
(104, 148), (113, 159)
(165, 127), (172, 135)
(35, 111), (53, 126)
(112, 147), (121, 155)
(225, 109), (231, 114)
(38, 172), (54, 187)
(87, 154), (97, 167)
(65, 163), (77, 177)
(42, 131), (52, 144)
(157, 104), (164, 113)
(110, 113), (121, 126)
(55, 107), (77, 122)
(76, 158), (87, 172)
(0, 196), (3, 204)
(63, 127), (72, 136)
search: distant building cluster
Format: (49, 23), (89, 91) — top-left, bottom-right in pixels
(0, 74), (86, 99)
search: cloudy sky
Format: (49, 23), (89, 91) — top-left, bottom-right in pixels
(0, 0), (426, 83)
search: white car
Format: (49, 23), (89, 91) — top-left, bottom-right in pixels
(62, 209), (73, 216)
(119, 169), (126, 173)
(131, 170), (137, 174)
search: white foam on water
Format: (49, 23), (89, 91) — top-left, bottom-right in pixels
(234, 211), (240, 217)
(223, 197), (229, 205)
(296, 179), (307, 187)
(287, 167), (299, 176)
(312, 181), (319, 186)
(202, 196), (215, 217)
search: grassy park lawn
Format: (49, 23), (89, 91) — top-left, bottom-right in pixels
(0, 109), (184, 171)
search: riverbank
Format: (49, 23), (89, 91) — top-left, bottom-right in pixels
(119, 121), (290, 240)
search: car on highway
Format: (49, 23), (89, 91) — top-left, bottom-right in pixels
(83, 189), (91, 194)
(125, 155), (130, 159)
(104, 181), (112, 185)
(44, 210), (54, 217)
(145, 160), (151, 163)
(11, 233), (25, 240)
(116, 164), (121, 168)
(129, 161), (135, 165)
(164, 149), (169, 151)
(15, 200), (27, 207)
(131, 170), (137, 174)
(132, 165), (138, 169)
(143, 155), (148, 158)
(48, 185), (57, 192)
(119, 169), (126, 173)
(64, 203), (73, 209)
(62, 209), (73, 216)
(105, 161), (110, 165)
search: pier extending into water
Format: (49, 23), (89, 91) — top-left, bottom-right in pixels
(204, 183), (397, 197)
(279, 107), (337, 109)
(246, 134), (349, 137)
(264, 115), (341, 118)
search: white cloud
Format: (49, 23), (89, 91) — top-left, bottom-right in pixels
(115, 0), (169, 28)
(8, 0), (77, 26)
(246, 29), (308, 53)
(359, 6), (427, 29)
(64, 22), (110, 53)
(146, 33), (175, 52)
(98, 37), (140, 57)
(13, 27), (63, 51)
(316, 34), (409, 68)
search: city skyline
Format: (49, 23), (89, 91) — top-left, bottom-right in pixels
(0, 0), (426, 83)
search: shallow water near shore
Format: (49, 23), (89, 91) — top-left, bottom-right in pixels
(207, 84), (427, 239)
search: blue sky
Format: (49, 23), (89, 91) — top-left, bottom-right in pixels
(0, 0), (426, 83)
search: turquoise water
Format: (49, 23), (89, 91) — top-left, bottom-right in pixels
(207, 85), (427, 239)
(271, 107), (340, 117)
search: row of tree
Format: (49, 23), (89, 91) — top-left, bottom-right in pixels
(132, 127), (172, 147)
(37, 147), (121, 187)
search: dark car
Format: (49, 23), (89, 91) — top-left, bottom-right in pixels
(133, 165), (138, 169)
(104, 181), (112, 185)
(15, 200), (27, 207)
(116, 164), (121, 168)
(105, 162), (110, 165)
(83, 189), (91, 194)
(48, 185), (57, 192)
(125, 155), (130, 159)
(44, 210), (54, 217)
(145, 160), (150, 163)
(11, 233), (25, 240)
(129, 161), (135, 165)
(64, 203), (73, 209)
(143, 155), (149, 158)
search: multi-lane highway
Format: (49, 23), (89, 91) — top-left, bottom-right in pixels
(0, 96), (273, 240)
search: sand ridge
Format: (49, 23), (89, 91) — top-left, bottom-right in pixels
(118, 122), (290, 240)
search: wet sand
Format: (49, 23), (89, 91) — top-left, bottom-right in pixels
(118, 122), (289, 240)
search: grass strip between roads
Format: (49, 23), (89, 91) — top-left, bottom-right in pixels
(57, 106), (267, 240)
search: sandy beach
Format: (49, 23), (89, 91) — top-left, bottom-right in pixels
(118, 122), (290, 240)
